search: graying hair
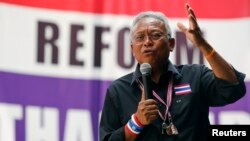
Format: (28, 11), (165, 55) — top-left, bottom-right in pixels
(130, 11), (172, 39)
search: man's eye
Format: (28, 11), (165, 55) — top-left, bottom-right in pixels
(135, 35), (144, 40)
(151, 33), (162, 39)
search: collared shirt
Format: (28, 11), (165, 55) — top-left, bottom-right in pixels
(99, 60), (246, 141)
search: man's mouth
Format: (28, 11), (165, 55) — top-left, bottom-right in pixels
(143, 50), (154, 55)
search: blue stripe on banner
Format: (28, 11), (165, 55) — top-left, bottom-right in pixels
(0, 71), (112, 141)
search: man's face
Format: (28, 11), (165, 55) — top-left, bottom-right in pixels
(130, 17), (174, 67)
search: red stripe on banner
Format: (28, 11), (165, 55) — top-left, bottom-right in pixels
(1, 0), (250, 18)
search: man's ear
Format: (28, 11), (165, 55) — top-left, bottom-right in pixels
(168, 38), (175, 52)
(130, 44), (135, 57)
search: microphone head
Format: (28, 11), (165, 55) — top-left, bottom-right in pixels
(140, 63), (152, 75)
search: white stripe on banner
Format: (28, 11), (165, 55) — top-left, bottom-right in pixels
(0, 3), (250, 80)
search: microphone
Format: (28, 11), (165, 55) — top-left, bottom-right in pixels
(140, 63), (152, 99)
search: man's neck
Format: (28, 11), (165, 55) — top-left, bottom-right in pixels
(151, 63), (168, 83)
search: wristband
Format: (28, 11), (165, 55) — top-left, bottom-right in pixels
(125, 114), (144, 136)
(132, 114), (144, 127)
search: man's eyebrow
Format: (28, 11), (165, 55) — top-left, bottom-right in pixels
(134, 30), (163, 34)
(133, 31), (144, 35)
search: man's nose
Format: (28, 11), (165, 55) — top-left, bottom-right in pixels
(145, 35), (153, 42)
(143, 35), (153, 46)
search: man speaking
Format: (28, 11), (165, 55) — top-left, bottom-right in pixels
(99, 3), (246, 141)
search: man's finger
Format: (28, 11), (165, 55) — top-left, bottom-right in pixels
(177, 22), (187, 33)
(189, 15), (198, 30)
(145, 104), (158, 111)
(140, 89), (146, 101)
(186, 3), (197, 20)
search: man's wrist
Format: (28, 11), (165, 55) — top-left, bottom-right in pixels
(125, 114), (145, 136)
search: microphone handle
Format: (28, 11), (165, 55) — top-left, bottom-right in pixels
(142, 73), (152, 99)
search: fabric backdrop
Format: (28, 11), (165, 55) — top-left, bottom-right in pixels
(0, 0), (249, 141)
